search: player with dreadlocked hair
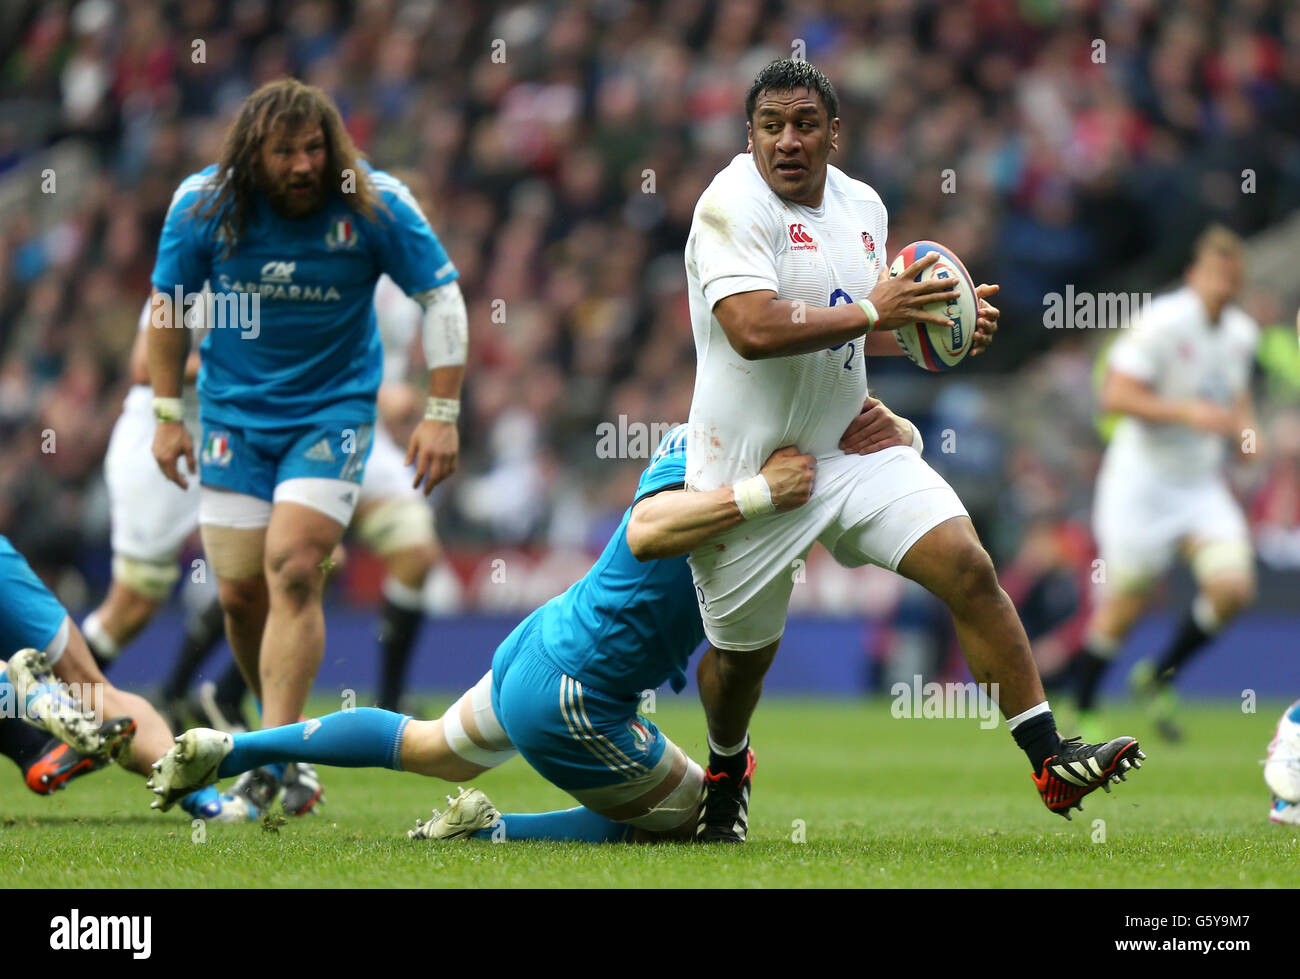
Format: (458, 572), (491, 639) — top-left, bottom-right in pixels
(149, 78), (468, 817)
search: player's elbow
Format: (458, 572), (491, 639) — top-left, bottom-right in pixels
(728, 328), (774, 360)
(624, 517), (663, 562)
(716, 315), (766, 360)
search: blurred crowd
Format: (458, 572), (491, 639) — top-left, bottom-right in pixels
(1, 0), (1299, 618)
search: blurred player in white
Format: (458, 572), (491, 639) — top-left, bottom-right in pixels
(87, 300), (202, 659)
(1073, 227), (1259, 742)
(80, 299), (238, 724)
(683, 60), (1143, 840)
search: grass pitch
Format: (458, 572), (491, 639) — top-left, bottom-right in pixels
(0, 696), (1293, 888)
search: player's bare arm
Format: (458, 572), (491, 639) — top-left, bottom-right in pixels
(626, 447), (815, 561)
(1102, 368), (1240, 435)
(838, 396), (918, 455)
(146, 290), (196, 489)
(406, 363), (463, 495)
(713, 251), (959, 360)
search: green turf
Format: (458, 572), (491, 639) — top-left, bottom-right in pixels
(0, 696), (1294, 887)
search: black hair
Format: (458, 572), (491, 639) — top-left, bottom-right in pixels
(745, 59), (839, 122)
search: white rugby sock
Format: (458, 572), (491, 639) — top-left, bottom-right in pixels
(1192, 593), (1222, 635)
(381, 576), (424, 612)
(707, 733), (749, 757)
(81, 611), (120, 660)
(1005, 701), (1051, 732)
(1085, 632), (1120, 660)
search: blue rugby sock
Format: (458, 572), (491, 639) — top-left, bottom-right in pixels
(218, 708), (410, 778)
(470, 806), (631, 843)
(180, 785), (221, 817)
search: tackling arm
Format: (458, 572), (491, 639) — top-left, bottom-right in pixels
(625, 487), (748, 562)
(626, 397), (921, 561)
(626, 447), (815, 561)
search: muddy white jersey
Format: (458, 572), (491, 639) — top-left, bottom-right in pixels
(1103, 286), (1258, 482)
(684, 153), (888, 490)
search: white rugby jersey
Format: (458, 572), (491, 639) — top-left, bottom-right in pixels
(684, 153), (888, 490)
(1104, 285), (1258, 482)
(373, 273), (423, 384)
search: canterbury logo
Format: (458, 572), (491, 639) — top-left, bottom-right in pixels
(788, 223), (814, 244)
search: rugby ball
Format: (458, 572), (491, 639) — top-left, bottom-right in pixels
(887, 240), (978, 371)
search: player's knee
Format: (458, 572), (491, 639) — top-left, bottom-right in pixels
(388, 542), (437, 585)
(941, 542), (1003, 611)
(266, 547), (330, 603)
(709, 644), (776, 687)
(1206, 577), (1255, 622)
(218, 576), (266, 621)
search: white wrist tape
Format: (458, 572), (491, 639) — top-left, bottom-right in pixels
(857, 298), (879, 334)
(425, 397), (460, 424)
(414, 281), (468, 369)
(153, 396), (184, 423)
(909, 422), (924, 456)
(733, 475), (775, 519)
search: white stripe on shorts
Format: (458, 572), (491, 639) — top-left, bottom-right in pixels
(558, 675), (649, 778)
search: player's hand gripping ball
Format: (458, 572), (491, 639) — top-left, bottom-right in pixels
(887, 240), (979, 371)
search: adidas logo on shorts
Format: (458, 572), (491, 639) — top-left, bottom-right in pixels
(304, 439), (336, 463)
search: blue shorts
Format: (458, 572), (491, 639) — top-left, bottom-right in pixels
(198, 420), (374, 502)
(0, 536), (68, 658)
(490, 610), (669, 792)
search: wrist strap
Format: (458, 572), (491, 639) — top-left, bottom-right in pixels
(425, 397), (460, 424)
(153, 397), (184, 424)
(909, 422), (924, 456)
(857, 298), (879, 334)
(733, 474), (775, 519)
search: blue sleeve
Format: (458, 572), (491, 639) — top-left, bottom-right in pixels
(634, 454), (687, 503)
(370, 176), (458, 297)
(152, 183), (212, 295)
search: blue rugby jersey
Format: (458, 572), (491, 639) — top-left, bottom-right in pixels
(152, 164), (457, 430)
(539, 425), (706, 697)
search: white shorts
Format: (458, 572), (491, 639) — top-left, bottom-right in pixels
(358, 423), (422, 504)
(1093, 468), (1251, 590)
(689, 446), (968, 651)
(104, 387), (202, 563)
